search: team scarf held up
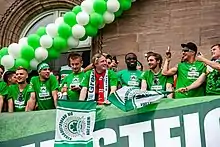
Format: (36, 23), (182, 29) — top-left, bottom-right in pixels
(88, 69), (108, 103)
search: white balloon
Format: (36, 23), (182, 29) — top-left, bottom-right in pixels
(107, 0), (120, 13)
(8, 43), (21, 59)
(81, 0), (94, 14)
(18, 37), (28, 47)
(67, 36), (80, 48)
(76, 11), (90, 26)
(55, 17), (64, 26)
(35, 47), (48, 61)
(103, 11), (115, 24)
(40, 35), (53, 48)
(99, 23), (106, 29)
(1, 55), (15, 69)
(30, 58), (40, 70)
(72, 24), (86, 39)
(46, 23), (58, 38)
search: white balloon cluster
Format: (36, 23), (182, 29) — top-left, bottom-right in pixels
(0, 0), (133, 70)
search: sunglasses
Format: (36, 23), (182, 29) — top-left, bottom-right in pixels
(182, 47), (194, 52)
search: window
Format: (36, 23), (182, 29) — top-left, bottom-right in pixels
(20, 9), (91, 71)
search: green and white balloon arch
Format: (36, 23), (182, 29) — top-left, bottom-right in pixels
(0, 0), (134, 71)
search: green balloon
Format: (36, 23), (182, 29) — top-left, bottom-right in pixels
(0, 47), (9, 56)
(53, 37), (67, 52)
(93, 0), (107, 14)
(47, 48), (60, 60)
(27, 34), (40, 49)
(114, 8), (123, 17)
(79, 34), (88, 41)
(14, 58), (29, 69)
(72, 5), (82, 14)
(21, 45), (35, 61)
(119, 0), (132, 11)
(64, 12), (77, 27)
(85, 23), (98, 37)
(36, 27), (46, 37)
(58, 23), (72, 39)
(90, 12), (104, 28)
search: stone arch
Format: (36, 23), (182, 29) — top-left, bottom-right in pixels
(0, 0), (89, 48)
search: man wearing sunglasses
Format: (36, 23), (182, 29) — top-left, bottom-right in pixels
(177, 44), (220, 96)
(117, 53), (142, 88)
(141, 52), (173, 98)
(162, 42), (206, 98)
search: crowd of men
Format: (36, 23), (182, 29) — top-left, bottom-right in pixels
(0, 41), (220, 113)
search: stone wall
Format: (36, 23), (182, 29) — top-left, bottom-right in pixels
(101, 0), (220, 70)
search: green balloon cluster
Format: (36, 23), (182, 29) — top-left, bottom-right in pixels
(0, 0), (133, 71)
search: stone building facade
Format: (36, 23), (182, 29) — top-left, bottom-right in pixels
(0, 0), (220, 70)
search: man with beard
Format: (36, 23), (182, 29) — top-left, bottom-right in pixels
(79, 53), (118, 105)
(177, 44), (220, 95)
(60, 52), (84, 101)
(141, 52), (173, 98)
(7, 67), (32, 112)
(117, 53), (142, 87)
(0, 65), (8, 113)
(162, 42), (206, 98)
(27, 63), (59, 110)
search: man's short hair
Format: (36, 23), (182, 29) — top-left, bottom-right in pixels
(211, 44), (220, 49)
(92, 53), (105, 65)
(0, 65), (5, 72)
(125, 52), (137, 61)
(16, 66), (28, 73)
(3, 71), (15, 83)
(68, 52), (82, 65)
(147, 52), (163, 68)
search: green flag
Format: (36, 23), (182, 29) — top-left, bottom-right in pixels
(55, 100), (96, 147)
(108, 86), (171, 112)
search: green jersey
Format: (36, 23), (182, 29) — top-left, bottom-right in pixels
(175, 61), (206, 98)
(81, 70), (118, 88)
(0, 81), (8, 98)
(206, 59), (220, 95)
(117, 69), (142, 87)
(29, 75), (59, 110)
(141, 70), (173, 91)
(7, 84), (30, 112)
(60, 72), (85, 101)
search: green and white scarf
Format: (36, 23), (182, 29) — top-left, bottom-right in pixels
(87, 69), (109, 101)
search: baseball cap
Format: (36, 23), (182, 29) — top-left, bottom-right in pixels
(37, 63), (50, 72)
(181, 42), (197, 53)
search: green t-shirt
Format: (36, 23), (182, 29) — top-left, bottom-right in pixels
(206, 59), (220, 95)
(60, 72), (85, 101)
(29, 75), (59, 110)
(175, 61), (206, 98)
(0, 81), (8, 98)
(7, 84), (30, 112)
(81, 70), (118, 88)
(117, 69), (142, 87)
(141, 70), (173, 91)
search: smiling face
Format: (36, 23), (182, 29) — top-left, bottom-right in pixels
(16, 69), (28, 84)
(94, 55), (108, 72)
(181, 48), (195, 62)
(125, 53), (137, 69)
(147, 56), (158, 70)
(70, 57), (82, 73)
(211, 45), (220, 60)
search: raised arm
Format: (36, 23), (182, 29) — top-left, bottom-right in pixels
(26, 92), (36, 111)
